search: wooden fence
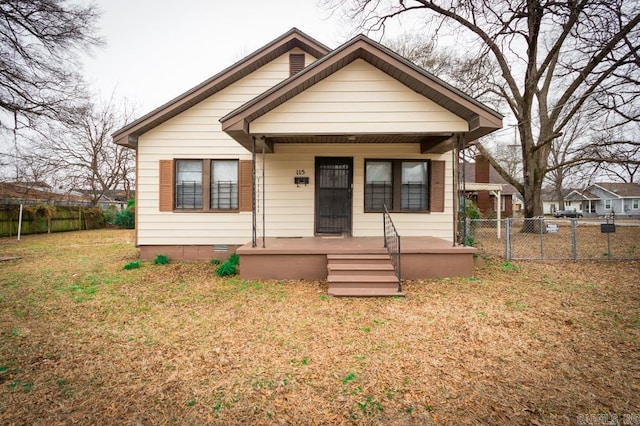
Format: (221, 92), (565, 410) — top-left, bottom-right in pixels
(0, 204), (105, 237)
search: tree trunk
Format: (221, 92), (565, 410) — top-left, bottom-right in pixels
(554, 185), (565, 213)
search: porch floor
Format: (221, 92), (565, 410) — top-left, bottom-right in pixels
(237, 236), (476, 282)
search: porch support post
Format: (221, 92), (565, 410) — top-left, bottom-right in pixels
(453, 133), (466, 246)
(261, 136), (266, 248)
(251, 136), (257, 248)
(491, 189), (502, 239)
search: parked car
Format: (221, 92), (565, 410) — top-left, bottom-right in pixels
(553, 209), (583, 218)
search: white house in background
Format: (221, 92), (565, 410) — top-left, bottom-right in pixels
(541, 187), (574, 215)
(565, 183), (640, 217)
(112, 28), (502, 294)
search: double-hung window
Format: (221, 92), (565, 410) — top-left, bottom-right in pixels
(174, 159), (239, 211)
(176, 160), (203, 209)
(365, 159), (429, 212)
(210, 160), (238, 210)
(633, 199), (639, 210)
(605, 199), (612, 210)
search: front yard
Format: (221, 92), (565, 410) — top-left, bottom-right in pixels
(0, 230), (638, 424)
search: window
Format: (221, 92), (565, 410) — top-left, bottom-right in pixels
(210, 160), (238, 210)
(365, 161), (392, 211)
(365, 159), (429, 212)
(605, 199), (612, 210)
(176, 160), (202, 209)
(173, 159), (240, 211)
(633, 199), (639, 210)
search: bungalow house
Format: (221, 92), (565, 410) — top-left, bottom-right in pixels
(565, 183), (640, 217)
(113, 28), (502, 295)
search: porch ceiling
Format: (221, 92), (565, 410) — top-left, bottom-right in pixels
(256, 133), (454, 154)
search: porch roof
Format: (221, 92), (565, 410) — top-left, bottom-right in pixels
(462, 182), (504, 192)
(220, 34), (503, 154)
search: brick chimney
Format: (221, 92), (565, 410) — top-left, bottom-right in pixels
(475, 154), (490, 183)
(475, 154), (491, 214)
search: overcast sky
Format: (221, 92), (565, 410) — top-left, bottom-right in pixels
(82, 0), (362, 114)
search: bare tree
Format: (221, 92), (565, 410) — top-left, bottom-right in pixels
(36, 96), (136, 205)
(326, 0), (640, 218)
(0, 0), (102, 132)
(582, 127), (640, 183)
(385, 33), (501, 106)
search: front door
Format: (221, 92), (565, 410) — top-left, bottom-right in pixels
(315, 157), (353, 235)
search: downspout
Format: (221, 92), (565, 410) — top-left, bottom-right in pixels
(252, 136), (257, 247)
(262, 136), (266, 248)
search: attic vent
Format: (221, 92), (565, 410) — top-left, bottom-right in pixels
(289, 54), (305, 76)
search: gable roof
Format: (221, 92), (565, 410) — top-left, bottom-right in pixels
(112, 28), (330, 148)
(540, 187), (574, 202)
(220, 34), (502, 151)
(565, 189), (600, 201)
(593, 182), (640, 198)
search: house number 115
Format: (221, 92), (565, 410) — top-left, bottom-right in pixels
(296, 169), (306, 175)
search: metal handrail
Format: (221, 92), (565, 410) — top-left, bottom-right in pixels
(382, 204), (401, 292)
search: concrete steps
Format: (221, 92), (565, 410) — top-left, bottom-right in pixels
(326, 254), (403, 297)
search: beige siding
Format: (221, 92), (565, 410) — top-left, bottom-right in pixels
(136, 48), (316, 246)
(258, 144), (454, 241)
(251, 59), (468, 135)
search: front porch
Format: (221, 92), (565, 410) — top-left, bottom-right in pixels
(237, 236), (476, 282)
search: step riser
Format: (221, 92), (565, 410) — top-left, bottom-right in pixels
(328, 289), (404, 297)
(327, 255), (390, 265)
(328, 271), (397, 278)
(328, 282), (400, 290)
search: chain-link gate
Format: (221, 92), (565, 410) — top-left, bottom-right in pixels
(466, 217), (640, 260)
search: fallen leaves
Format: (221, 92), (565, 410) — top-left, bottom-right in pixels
(0, 230), (638, 424)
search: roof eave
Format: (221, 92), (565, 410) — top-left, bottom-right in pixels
(111, 28), (331, 148)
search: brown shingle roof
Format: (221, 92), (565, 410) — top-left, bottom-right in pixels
(595, 182), (640, 197)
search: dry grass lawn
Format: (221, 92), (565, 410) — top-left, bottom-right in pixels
(0, 229), (638, 425)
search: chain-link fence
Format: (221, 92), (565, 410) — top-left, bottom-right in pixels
(467, 217), (640, 260)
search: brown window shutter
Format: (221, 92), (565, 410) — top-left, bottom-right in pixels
(430, 160), (446, 212)
(289, 54), (305, 76)
(239, 160), (253, 212)
(159, 160), (174, 211)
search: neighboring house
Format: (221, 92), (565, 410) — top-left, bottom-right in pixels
(0, 182), (91, 206)
(74, 189), (132, 210)
(541, 187), (574, 215)
(462, 155), (520, 218)
(113, 28), (502, 294)
(566, 183), (640, 217)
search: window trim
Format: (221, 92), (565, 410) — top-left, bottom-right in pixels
(633, 198), (639, 210)
(174, 159), (240, 213)
(364, 159), (431, 213)
(604, 199), (612, 210)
